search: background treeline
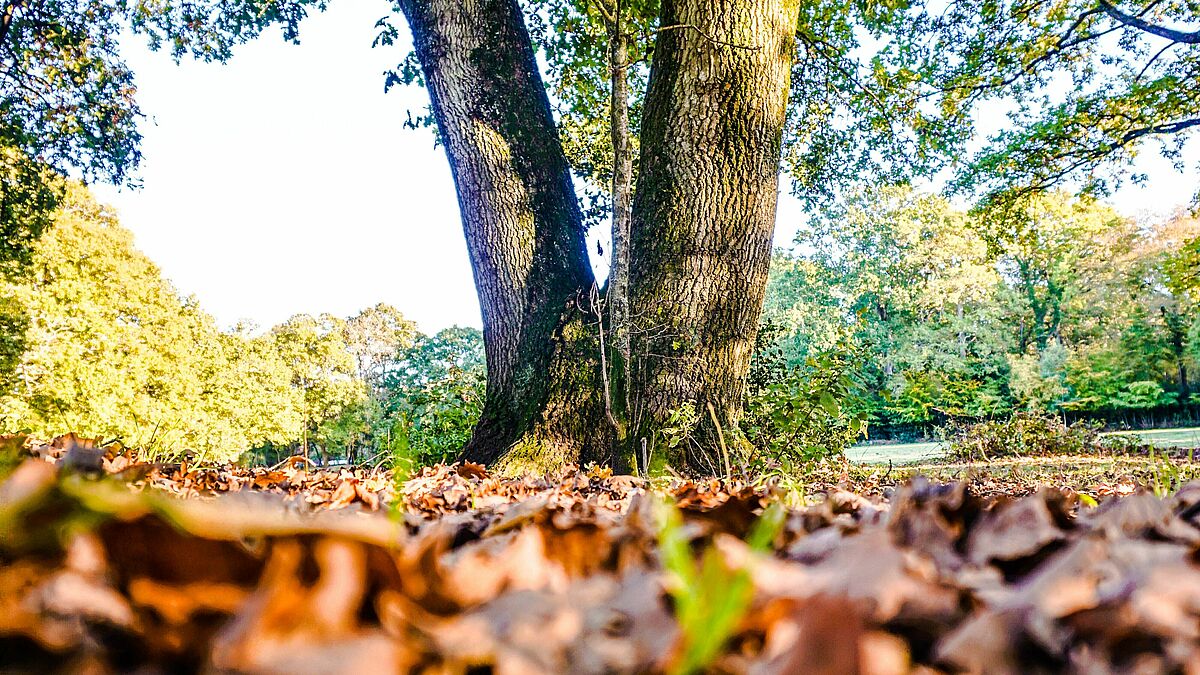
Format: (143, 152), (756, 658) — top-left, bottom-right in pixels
(3, 183), (1198, 464)
(762, 185), (1200, 440)
(0, 185), (485, 465)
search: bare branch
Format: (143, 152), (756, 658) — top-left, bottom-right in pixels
(1136, 40), (1180, 80)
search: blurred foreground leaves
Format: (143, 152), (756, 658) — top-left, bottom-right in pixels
(6, 436), (1200, 673)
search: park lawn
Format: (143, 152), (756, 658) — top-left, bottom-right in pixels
(845, 441), (943, 465)
(1106, 426), (1200, 449)
(846, 426), (1200, 465)
(838, 453), (1200, 501)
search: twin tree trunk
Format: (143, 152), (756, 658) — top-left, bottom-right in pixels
(398, 0), (799, 474)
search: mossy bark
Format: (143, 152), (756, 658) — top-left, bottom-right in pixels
(398, 0), (612, 470)
(627, 0), (801, 473)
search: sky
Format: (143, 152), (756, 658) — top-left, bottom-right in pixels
(92, 2), (1197, 335)
(92, 1), (477, 333)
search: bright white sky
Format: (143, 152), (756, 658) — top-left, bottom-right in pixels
(92, 2), (1197, 335)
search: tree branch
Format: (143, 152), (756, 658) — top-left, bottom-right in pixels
(1120, 115), (1200, 143)
(588, 0), (616, 28)
(1098, 0), (1200, 43)
(1136, 39), (1179, 81)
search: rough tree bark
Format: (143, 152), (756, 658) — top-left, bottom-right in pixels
(397, 0), (613, 471)
(627, 0), (801, 472)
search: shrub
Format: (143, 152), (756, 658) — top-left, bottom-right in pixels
(741, 334), (868, 473)
(943, 412), (1153, 462)
(384, 327), (485, 470)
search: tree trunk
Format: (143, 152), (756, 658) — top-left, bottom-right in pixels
(397, 0), (612, 471)
(627, 0), (800, 473)
(603, 0), (634, 460)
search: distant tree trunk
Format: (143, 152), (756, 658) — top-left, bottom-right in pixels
(627, 0), (800, 472)
(956, 302), (966, 358)
(397, 0), (613, 471)
(1047, 279), (1063, 345)
(1162, 306), (1190, 402)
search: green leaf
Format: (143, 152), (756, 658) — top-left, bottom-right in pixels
(819, 391), (840, 417)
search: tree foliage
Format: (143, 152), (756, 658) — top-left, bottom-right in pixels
(0, 185), (485, 465)
(385, 326), (485, 467)
(905, 0), (1200, 203)
(0, 0), (331, 383)
(0, 186), (303, 460)
(0, 0), (324, 185)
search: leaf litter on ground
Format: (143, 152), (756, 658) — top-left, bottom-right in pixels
(4, 434), (1200, 673)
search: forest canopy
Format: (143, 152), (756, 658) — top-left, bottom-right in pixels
(765, 185), (1200, 435)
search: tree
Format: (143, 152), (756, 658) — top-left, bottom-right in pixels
(759, 251), (844, 365)
(0, 0), (327, 383)
(0, 0), (324, 247)
(269, 313), (365, 463)
(0, 149), (61, 387)
(343, 303), (416, 389)
(383, 326), (486, 467)
(981, 192), (1127, 352)
(808, 186), (1011, 426)
(389, 0), (805, 473)
(1105, 211), (1200, 403)
(1162, 211), (1200, 307)
(332, 303), (417, 463)
(1, 0), (143, 282)
(212, 327), (304, 455)
(623, 0), (803, 473)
